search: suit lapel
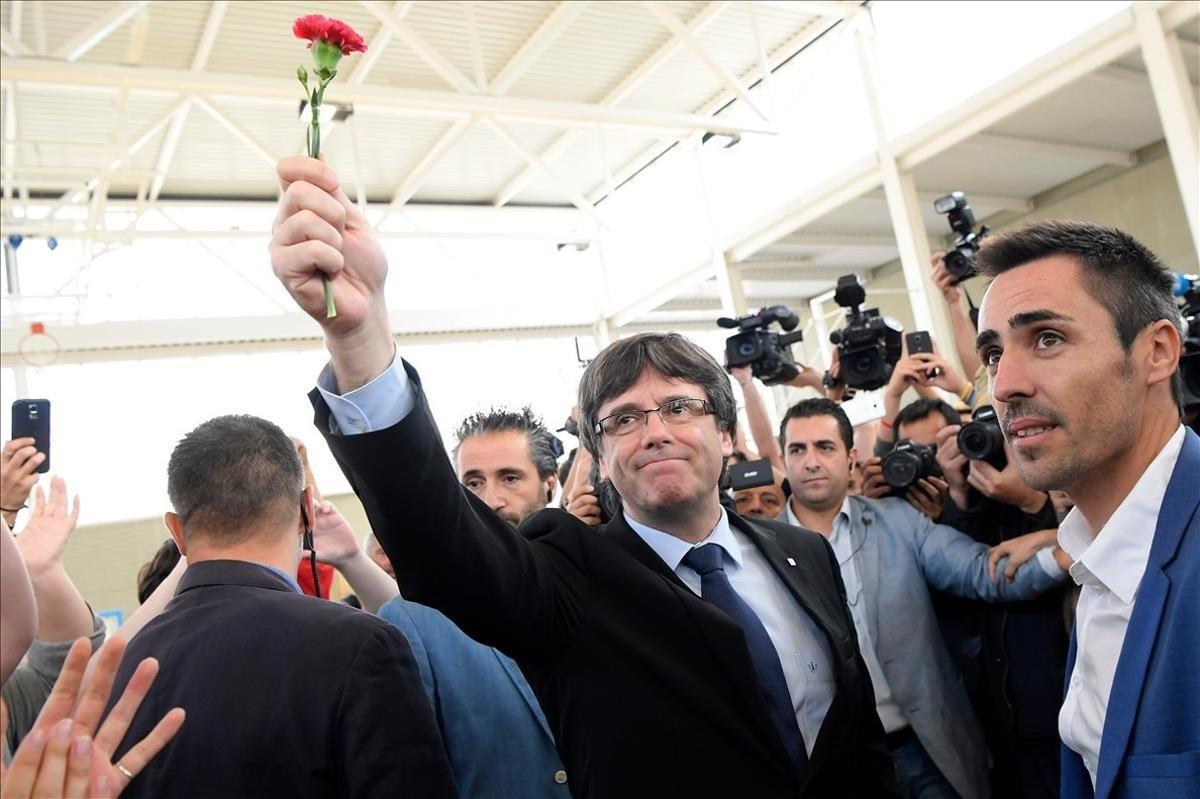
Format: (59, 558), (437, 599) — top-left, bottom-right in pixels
(1093, 430), (1199, 799)
(603, 515), (795, 776)
(491, 649), (555, 741)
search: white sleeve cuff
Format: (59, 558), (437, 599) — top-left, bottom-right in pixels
(1036, 546), (1065, 578)
(315, 350), (415, 435)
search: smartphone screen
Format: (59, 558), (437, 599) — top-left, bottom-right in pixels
(11, 399), (51, 474)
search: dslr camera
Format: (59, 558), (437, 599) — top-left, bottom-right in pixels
(828, 275), (903, 391)
(881, 439), (940, 491)
(934, 191), (989, 285)
(719, 305), (805, 386)
(957, 405), (1007, 470)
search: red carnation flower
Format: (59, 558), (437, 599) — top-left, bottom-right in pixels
(293, 14), (366, 56)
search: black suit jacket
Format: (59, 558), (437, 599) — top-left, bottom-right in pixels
(106, 560), (458, 799)
(313, 363), (897, 799)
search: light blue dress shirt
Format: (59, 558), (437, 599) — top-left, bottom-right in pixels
(624, 510), (836, 754)
(316, 354), (840, 753)
(254, 562), (302, 593)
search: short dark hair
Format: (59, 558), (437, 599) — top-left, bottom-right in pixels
(136, 539), (181, 604)
(454, 407), (559, 481)
(895, 398), (961, 434)
(977, 220), (1183, 410)
(167, 415), (303, 541)
(778, 398), (854, 453)
(578, 333), (736, 458)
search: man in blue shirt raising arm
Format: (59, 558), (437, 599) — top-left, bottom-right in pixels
(269, 156), (900, 798)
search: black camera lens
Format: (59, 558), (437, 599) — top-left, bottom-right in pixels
(737, 341), (757, 358)
(944, 247), (975, 280)
(882, 451), (920, 489)
(957, 406), (1007, 470)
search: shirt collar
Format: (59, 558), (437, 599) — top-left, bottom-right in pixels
(785, 495), (851, 535)
(254, 561), (303, 594)
(1057, 425), (1185, 604)
(624, 508), (740, 573)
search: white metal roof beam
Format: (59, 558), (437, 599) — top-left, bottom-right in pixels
(774, 232), (896, 248)
(483, 117), (604, 225)
(491, 1), (732, 207)
(191, 96), (279, 169)
(52, 0), (150, 62)
(0, 58), (771, 136)
(31, 0), (46, 56)
(1, 28), (31, 57)
(349, 0), (412, 84)
(2, 84), (16, 202)
(866, 188), (1033, 212)
(148, 0), (227, 203)
(123, 7), (149, 64)
(9, 1), (22, 37)
(584, 10), (837, 206)
(359, 0), (476, 94)
(380, 1), (588, 215)
(967, 132), (1135, 167)
(642, 1), (770, 121)
(488, 1), (589, 95)
(753, 1), (862, 18)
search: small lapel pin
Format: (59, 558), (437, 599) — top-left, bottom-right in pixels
(786, 557), (797, 566)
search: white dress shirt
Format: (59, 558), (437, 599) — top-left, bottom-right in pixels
(786, 499), (908, 733)
(1057, 424), (1186, 787)
(626, 510), (836, 754)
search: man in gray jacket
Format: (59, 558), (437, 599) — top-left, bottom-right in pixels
(778, 398), (1069, 799)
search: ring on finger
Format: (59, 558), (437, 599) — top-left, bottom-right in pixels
(116, 761), (135, 781)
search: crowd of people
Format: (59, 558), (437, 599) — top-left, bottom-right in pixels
(0, 154), (1195, 799)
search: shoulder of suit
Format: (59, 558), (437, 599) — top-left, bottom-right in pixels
(747, 514), (825, 549)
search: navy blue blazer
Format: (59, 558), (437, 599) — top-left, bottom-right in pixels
(378, 596), (568, 799)
(1061, 427), (1200, 799)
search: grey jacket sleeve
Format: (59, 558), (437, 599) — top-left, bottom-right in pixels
(2, 613), (106, 763)
(904, 502), (1065, 601)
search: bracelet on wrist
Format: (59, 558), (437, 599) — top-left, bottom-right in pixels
(879, 417), (893, 430)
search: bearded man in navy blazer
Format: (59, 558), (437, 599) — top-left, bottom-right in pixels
(269, 155), (899, 798)
(974, 220), (1199, 799)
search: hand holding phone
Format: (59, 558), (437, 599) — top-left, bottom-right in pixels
(10, 400), (50, 474)
(905, 331), (941, 379)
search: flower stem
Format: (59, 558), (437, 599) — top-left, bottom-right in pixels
(307, 84), (336, 318)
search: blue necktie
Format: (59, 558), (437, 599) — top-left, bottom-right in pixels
(682, 543), (809, 777)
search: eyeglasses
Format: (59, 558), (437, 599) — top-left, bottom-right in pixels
(594, 398), (715, 437)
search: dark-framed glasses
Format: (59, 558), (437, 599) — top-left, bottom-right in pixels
(594, 398), (715, 437)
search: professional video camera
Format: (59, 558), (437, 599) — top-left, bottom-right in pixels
(934, 191), (989, 285)
(881, 439), (941, 491)
(719, 305), (805, 386)
(828, 275), (903, 391)
(957, 405), (1007, 471)
(1174, 273), (1200, 412)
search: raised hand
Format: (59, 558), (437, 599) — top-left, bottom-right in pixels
(13, 476), (80, 578)
(271, 156), (394, 392)
(906, 476), (947, 521)
(0, 637), (185, 798)
(566, 484), (602, 529)
(307, 501), (361, 567)
(934, 424), (971, 510)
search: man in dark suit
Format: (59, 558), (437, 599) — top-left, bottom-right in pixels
(974, 220), (1199, 799)
(269, 155), (898, 798)
(102, 414), (458, 799)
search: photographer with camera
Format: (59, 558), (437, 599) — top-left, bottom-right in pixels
(778, 397), (1070, 799)
(931, 412), (1065, 799)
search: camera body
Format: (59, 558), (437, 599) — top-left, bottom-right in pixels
(957, 405), (1007, 471)
(934, 191), (990, 285)
(828, 275), (903, 391)
(881, 439), (940, 491)
(719, 305), (804, 386)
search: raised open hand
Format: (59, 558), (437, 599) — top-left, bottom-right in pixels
(13, 476), (80, 578)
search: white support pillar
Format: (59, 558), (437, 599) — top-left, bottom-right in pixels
(809, 292), (834, 368)
(852, 12), (961, 372)
(692, 140), (747, 317)
(593, 317), (615, 349)
(1135, 3), (1200, 253)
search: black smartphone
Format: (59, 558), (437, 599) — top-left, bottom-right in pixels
(905, 331), (941, 378)
(11, 399), (51, 474)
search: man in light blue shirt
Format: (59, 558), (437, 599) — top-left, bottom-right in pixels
(778, 398), (1069, 799)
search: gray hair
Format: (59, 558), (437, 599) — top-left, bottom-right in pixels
(577, 332), (737, 458)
